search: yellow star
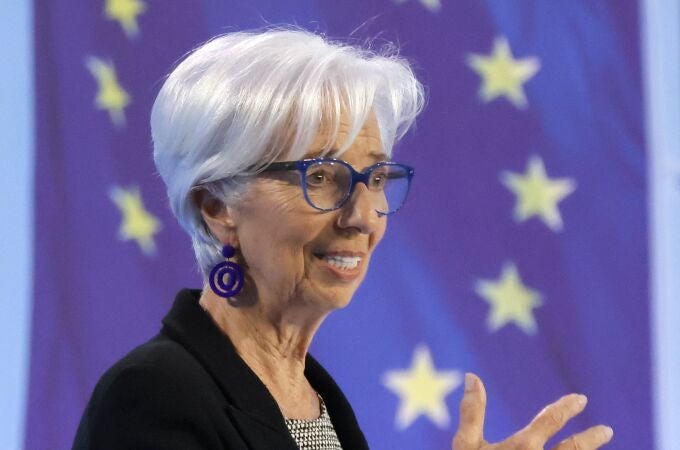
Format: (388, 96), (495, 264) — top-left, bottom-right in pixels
(393, 0), (441, 13)
(105, 0), (147, 38)
(501, 156), (576, 232)
(86, 57), (131, 127)
(475, 262), (542, 335)
(109, 186), (161, 255)
(383, 345), (462, 429)
(467, 37), (540, 108)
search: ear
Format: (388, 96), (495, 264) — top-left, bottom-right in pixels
(192, 189), (239, 247)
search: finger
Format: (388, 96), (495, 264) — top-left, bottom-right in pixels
(552, 425), (614, 450)
(518, 393), (588, 443)
(452, 373), (486, 449)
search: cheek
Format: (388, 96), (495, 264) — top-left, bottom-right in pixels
(238, 193), (320, 270)
(238, 222), (312, 291)
(370, 218), (388, 250)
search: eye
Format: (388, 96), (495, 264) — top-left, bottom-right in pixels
(369, 169), (388, 189)
(306, 167), (334, 187)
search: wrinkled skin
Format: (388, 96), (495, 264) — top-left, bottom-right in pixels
(452, 373), (613, 450)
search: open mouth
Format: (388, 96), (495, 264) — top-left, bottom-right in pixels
(313, 252), (363, 271)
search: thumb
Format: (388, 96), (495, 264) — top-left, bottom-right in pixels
(452, 373), (487, 449)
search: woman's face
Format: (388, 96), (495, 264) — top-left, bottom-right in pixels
(232, 115), (388, 312)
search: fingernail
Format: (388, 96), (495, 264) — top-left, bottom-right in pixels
(464, 373), (476, 392)
(603, 426), (614, 440)
(577, 394), (588, 407)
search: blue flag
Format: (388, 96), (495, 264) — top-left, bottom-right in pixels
(27, 1), (650, 449)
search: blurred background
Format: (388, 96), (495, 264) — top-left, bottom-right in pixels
(1, 1), (679, 449)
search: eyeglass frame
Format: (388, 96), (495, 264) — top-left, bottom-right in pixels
(260, 157), (415, 215)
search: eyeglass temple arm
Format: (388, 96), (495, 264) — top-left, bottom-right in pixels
(259, 161), (301, 172)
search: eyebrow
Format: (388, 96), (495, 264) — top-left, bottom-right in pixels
(309, 148), (389, 161)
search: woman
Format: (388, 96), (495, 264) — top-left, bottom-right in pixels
(73, 28), (613, 449)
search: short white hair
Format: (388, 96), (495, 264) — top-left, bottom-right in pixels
(151, 27), (425, 279)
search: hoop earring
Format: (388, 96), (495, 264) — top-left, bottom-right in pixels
(208, 245), (244, 299)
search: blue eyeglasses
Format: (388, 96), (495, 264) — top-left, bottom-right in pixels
(261, 158), (415, 215)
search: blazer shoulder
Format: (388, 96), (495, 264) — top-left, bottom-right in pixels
(96, 333), (224, 405)
(73, 335), (231, 449)
(109, 333), (201, 373)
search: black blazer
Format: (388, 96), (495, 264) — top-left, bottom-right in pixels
(72, 289), (369, 449)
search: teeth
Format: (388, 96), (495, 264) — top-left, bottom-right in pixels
(323, 256), (361, 270)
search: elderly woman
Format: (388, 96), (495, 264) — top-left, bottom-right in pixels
(73, 29), (613, 450)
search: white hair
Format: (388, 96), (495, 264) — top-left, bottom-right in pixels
(151, 27), (425, 279)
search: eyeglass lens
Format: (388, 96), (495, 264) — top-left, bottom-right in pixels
(304, 161), (409, 214)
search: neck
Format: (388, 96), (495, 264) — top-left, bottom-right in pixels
(199, 286), (326, 418)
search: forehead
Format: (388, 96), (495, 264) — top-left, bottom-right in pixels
(308, 112), (387, 161)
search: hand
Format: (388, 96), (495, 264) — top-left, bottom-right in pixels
(452, 373), (613, 450)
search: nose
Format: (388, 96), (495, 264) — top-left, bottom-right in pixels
(335, 183), (383, 234)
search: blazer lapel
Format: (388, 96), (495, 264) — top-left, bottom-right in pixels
(160, 289), (299, 450)
(305, 355), (370, 450)
(161, 289), (369, 449)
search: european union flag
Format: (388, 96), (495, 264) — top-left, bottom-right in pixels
(26, 1), (650, 448)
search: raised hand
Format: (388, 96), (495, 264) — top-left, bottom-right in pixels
(452, 373), (613, 450)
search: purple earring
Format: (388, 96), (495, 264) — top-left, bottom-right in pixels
(209, 245), (244, 299)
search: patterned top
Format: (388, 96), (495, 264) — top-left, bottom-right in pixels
(285, 395), (343, 450)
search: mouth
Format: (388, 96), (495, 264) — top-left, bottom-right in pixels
(313, 251), (365, 280)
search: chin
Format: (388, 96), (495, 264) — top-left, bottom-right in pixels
(313, 287), (358, 312)
(328, 295), (354, 310)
